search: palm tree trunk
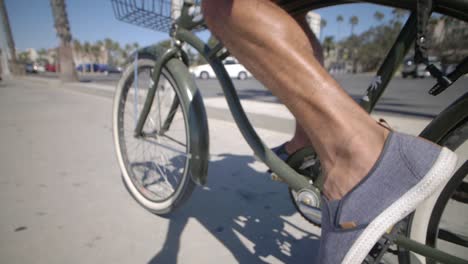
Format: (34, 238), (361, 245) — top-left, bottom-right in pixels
(50, 0), (78, 82)
(0, 0), (19, 75)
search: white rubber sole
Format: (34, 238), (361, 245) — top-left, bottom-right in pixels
(342, 147), (458, 264)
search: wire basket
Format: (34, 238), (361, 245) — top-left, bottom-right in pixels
(111, 0), (198, 33)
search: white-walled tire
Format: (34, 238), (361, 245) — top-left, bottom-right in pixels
(401, 120), (468, 263)
(200, 71), (209, 80)
(238, 71), (247, 80)
(113, 58), (195, 214)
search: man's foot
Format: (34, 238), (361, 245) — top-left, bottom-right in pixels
(269, 141), (313, 173)
(318, 132), (458, 264)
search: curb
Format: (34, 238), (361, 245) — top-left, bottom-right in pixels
(18, 76), (115, 92)
(18, 76), (62, 87)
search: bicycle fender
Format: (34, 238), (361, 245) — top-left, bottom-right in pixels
(125, 45), (190, 67)
(166, 58), (210, 186)
(420, 91), (468, 143)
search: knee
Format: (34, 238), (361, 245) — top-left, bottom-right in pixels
(201, 0), (233, 35)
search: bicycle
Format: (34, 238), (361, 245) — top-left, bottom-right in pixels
(111, 0), (468, 263)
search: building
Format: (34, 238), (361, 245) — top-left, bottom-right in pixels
(432, 18), (468, 44)
(430, 17), (468, 63)
(306, 11), (321, 38)
(26, 48), (38, 62)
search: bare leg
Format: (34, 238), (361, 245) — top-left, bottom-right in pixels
(202, 0), (389, 200)
(283, 11), (321, 154)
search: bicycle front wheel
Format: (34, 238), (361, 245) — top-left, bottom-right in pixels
(113, 58), (195, 214)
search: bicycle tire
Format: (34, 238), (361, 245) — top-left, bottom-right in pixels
(113, 58), (195, 214)
(400, 118), (468, 264)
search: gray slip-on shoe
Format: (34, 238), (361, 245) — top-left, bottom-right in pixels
(317, 132), (458, 264)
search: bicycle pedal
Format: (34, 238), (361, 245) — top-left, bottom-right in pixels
(298, 156), (317, 170)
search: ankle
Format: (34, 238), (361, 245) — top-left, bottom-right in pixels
(285, 138), (310, 154)
(322, 127), (390, 200)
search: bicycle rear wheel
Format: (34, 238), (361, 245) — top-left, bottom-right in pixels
(400, 118), (468, 264)
(113, 58), (195, 214)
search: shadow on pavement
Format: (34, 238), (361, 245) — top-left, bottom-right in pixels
(148, 154), (320, 264)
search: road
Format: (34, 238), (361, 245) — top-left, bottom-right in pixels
(33, 71), (467, 136)
(34, 72), (467, 118)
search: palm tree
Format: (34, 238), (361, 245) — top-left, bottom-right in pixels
(104, 38), (114, 65)
(50, 0), (78, 82)
(72, 39), (84, 72)
(320, 19), (327, 41)
(392, 8), (406, 21)
(112, 40), (123, 65)
(374, 11), (385, 24)
(323, 36), (335, 56)
(37, 48), (48, 64)
(83, 41), (91, 55)
(17, 51), (31, 64)
(91, 42), (101, 64)
(95, 40), (104, 63)
(121, 43), (135, 61)
(349, 15), (359, 35)
(0, 0), (18, 75)
(391, 8), (406, 28)
(104, 38), (113, 50)
(72, 39), (82, 53)
(125, 43), (133, 54)
(72, 39), (82, 67)
(81, 41), (93, 72)
(83, 41), (91, 67)
(336, 15), (344, 40)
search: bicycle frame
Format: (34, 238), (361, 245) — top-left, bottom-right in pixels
(133, 0), (468, 263)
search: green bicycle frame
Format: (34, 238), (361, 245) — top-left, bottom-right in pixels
(133, 0), (468, 263)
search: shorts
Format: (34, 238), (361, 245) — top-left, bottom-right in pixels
(274, 0), (316, 15)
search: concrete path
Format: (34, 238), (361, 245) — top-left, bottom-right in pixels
(0, 77), (464, 264)
(0, 78), (320, 264)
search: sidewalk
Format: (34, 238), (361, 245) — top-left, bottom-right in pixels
(1, 76), (433, 264)
(0, 77), (321, 264)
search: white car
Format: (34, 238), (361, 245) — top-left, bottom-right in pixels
(190, 57), (252, 80)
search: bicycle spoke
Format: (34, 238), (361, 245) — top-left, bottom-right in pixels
(159, 133), (186, 148)
(157, 88), (162, 131)
(150, 157), (175, 193)
(142, 138), (191, 158)
(145, 146), (178, 190)
(116, 61), (193, 207)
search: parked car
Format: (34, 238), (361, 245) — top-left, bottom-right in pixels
(402, 56), (442, 78)
(36, 64), (45, 73)
(45, 63), (58, 72)
(25, 63), (46, 73)
(97, 64), (122, 74)
(189, 63), (215, 80)
(25, 63), (37, 73)
(190, 57), (252, 80)
(76, 63), (99, 73)
(76, 64), (88, 72)
(76, 63), (121, 74)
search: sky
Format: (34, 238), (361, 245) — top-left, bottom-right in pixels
(5, 0), (398, 51)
